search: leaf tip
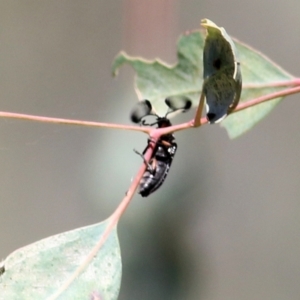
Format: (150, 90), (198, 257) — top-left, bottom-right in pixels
(111, 51), (129, 77)
(201, 19), (218, 30)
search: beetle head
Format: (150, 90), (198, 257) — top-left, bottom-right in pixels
(130, 97), (192, 126)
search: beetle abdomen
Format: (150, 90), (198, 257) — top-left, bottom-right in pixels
(139, 161), (171, 197)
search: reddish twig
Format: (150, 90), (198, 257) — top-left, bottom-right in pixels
(0, 111), (150, 134)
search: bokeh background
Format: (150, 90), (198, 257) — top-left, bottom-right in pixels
(1, 1), (300, 299)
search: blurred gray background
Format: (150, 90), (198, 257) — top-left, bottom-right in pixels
(0, 1), (300, 299)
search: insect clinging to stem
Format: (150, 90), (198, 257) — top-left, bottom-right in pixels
(130, 97), (192, 197)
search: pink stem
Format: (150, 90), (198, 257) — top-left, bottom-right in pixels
(193, 90), (205, 127)
(0, 111), (150, 133)
(243, 78), (300, 89)
(235, 85), (300, 112)
(154, 85), (300, 136)
(48, 137), (157, 300)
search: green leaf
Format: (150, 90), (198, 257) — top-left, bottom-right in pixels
(112, 32), (204, 116)
(221, 41), (294, 138)
(0, 219), (121, 300)
(112, 22), (295, 138)
(201, 19), (242, 124)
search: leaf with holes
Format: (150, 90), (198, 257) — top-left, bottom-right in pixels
(112, 20), (295, 138)
(201, 19), (242, 124)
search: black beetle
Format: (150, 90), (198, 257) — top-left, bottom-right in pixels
(130, 98), (191, 197)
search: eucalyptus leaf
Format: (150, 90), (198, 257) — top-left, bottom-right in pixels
(112, 32), (204, 117)
(0, 219), (121, 300)
(221, 41), (294, 138)
(112, 21), (295, 138)
(202, 19), (242, 124)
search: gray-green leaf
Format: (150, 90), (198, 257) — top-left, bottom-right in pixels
(0, 219), (121, 300)
(202, 19), (242, 124)
(112, 21), (295, 138)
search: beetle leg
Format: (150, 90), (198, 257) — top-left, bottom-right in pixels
(133, 149), (155, 173)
